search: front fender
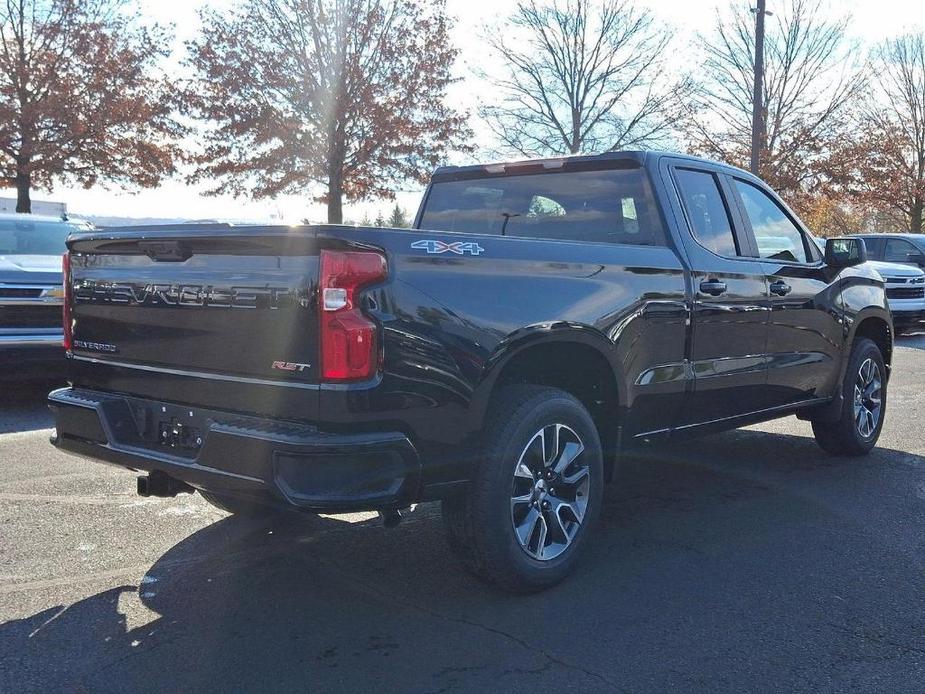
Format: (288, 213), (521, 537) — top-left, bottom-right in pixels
(840, 263), (892, 367)
(835, 265), (892, 393)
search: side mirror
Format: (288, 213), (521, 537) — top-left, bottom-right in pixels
(825, 237), (867, 268)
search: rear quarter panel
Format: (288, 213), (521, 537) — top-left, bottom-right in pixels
(332, 228), (688, 455)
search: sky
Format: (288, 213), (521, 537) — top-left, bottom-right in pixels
(27, 0), (925, 224)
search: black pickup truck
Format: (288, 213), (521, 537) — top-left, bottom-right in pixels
(50, 151), (891, 592)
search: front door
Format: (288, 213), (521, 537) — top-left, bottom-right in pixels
(729, 176), (845, 406)
(667, 164), (772, 426)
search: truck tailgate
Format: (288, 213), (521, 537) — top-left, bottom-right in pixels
(67, 227), (321, 386)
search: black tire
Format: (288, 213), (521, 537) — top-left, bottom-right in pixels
(442, 385), (604, 593)
(812, 338), (886, 456)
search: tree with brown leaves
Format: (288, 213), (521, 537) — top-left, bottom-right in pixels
(481, 0), (688, 157)
(855, 34), (925, 233)
(0, 0), (182, 213)
(184, 0), (471, 224)
(684, 0), (863, 216)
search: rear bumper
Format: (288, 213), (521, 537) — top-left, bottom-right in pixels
(48, 387), (421, 513)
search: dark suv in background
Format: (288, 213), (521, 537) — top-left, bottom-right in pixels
(855, 233), (925, 269)
(0, 213), (91, 379)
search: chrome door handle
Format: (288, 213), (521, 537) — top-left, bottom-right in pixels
(770, 280), (792, 296)
(699, 280), (727, 296)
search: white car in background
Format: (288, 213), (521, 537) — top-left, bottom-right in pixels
(0, 212), (92, 379)
(811, 236), (925, 334)
(873, 261), (925, 334)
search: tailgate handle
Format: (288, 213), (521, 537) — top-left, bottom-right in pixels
(139, 241), (192, 262)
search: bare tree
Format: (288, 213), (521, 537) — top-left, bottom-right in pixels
(854, 34), (925, 232)
(184, 0), (471, 224)
(0, 0), (182, 213)
(480, 0), (688, 157)
(684, 0), (863, 211)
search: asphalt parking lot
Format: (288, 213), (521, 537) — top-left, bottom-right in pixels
(2, 336), (925, 693)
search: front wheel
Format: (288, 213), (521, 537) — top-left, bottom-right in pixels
(812, 338), (887, 456)
(442, 385), (604, 593)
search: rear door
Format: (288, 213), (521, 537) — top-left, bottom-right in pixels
(728, 177), (844, 406)
(665, 161), (771, 426)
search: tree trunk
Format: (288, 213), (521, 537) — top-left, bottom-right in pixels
(911, 197), (923, 233)
(327, 172), (343, 224)
(570, 107), (581, 154)
(15, 165), (31, 213)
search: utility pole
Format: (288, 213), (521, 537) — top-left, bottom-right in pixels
(750, 0), (769, 175)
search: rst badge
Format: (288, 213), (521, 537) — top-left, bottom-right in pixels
(411, 239), (485, 256)
(271, 361), (311, 372)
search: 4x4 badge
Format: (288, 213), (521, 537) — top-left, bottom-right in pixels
(411, 239), (485, 256)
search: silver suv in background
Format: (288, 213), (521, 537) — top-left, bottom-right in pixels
(0, 213), (91, 379)
(876, 263), (925, 334)
(813, 236), (925, 333)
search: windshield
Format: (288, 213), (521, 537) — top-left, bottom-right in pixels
(0, 218), (84, 256)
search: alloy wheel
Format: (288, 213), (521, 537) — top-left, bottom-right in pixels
(854, 357), (882, 439)
(510, 424), (590, 561)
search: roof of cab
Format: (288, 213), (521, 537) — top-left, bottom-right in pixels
(856, 232), (925, 240)
(432, 150), (751, 178)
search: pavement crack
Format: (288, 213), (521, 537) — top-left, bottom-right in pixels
(413, 607), (625, 691)
(307, 553), (626, 692)
(824, 621), (925, 656)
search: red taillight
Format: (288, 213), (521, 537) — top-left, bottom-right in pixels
(319, 249), (387, 381)
(62, 252), (72, 351)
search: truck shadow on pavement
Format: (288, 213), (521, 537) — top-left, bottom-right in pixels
(4, 428), (925, 692)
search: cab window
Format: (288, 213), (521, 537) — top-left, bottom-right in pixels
(734, 180), (809, 263)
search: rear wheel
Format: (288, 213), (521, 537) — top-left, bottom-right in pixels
(812, 338), (886, 456)
(442, 385), (603, 593)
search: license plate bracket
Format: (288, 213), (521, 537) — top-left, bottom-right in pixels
(141, 403), (206, 454)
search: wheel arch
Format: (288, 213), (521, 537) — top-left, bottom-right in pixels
(472, 326), (625, 476)
(851, 311), (893, 371)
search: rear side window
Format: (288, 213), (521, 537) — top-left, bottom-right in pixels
(418, 167), (666, 246)
(673, 169), (738, 257)
(884, 238), (920, 263)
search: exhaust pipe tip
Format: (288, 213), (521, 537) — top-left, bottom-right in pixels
(379, 508), (402, 528)
(137, 471), (194, 498)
